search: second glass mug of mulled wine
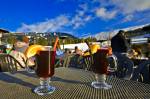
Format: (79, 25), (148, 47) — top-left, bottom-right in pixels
(91, 48), (112, 89)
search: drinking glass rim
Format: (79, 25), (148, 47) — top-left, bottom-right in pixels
(43, 46), (55, 51)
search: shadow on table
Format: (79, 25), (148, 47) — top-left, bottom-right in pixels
(0, 73), (36, 88)
(17, 71), (37, 78)
(52, 76), (92, 87)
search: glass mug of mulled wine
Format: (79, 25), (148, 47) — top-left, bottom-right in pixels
(91, 48), (112, 89)
(34, 49), (56, 95)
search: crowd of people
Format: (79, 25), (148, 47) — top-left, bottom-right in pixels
(59, 30), (150, 83)
(111, 30), (150, 82)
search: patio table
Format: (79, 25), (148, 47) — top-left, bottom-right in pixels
(0, 67), (150, 99)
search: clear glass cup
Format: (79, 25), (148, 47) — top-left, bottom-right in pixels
(34, 49), (56, 95)
(91, 48), (112, 89)
(25, 57), (35, 73)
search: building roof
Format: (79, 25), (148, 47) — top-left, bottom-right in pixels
(0, 29), (9, 33)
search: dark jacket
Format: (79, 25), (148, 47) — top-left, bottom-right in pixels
(111, 33), (129, 53)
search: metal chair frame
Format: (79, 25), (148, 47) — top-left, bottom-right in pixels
(0, 53), (24, 72)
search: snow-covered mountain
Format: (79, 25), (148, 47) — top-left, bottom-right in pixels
(91, 24), (150, 40)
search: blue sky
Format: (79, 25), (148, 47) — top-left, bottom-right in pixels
(0, 0), (150, 37)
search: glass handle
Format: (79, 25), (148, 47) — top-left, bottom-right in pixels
(108, 54), (117, 71)
(25, 58), (35, 73)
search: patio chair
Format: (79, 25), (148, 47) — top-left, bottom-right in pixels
(113, 53), (134, 80)
(131, 60), (150, 84)
(62, 54), (74, 68)
(107, 54), (118, 76)
(83, 55), (93, 70)
(70, 54), (85, 69)
(62, 54), (85, 69)
(54, 52), (73, 68)
(0, 53), (24, 72)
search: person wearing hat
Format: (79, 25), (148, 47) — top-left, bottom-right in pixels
(14, 35), (29, 53)
(111, 30), (134, 80)
(111, 30), (130, 53)
(9, 36), (34, 70)
(74, 46), (83, 56)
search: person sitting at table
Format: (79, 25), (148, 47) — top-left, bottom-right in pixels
(83, 44), (100, 70)
(73, 46), (83, 56)
(67, 46), (84, 68)
(55, 43), (65, 67)
(0, 44), (7, 53)
(56, 45), (64, 59)
(8, 36), (35, 70)
(54, 40), (72, 67)
(132, 45), (142, 58)
(144, 43), (150, 59)
(131, 59), (150, 84)
(111, 30), (134, 80)
(128, 48), (142, 59)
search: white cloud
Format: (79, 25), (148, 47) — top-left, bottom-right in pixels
(95, 7), (117, 20)
(96, 0), (150, 14)
(93, 0), (150, 21)
(77, 10), (85, 17)
(17, 15), (69, 32)
(111, 0), (150, 14)
(70, 3), (93, 29)
(122, 15), (134, 23)
(79, 3), (88, 12)
(71, 15), (83, 29)
(71, 12), (92, 29)
(16, 1), (94, 32)
(17, 12), (92, 32)
(16, 0), (150, 33)
(84, 16), (92, 21)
